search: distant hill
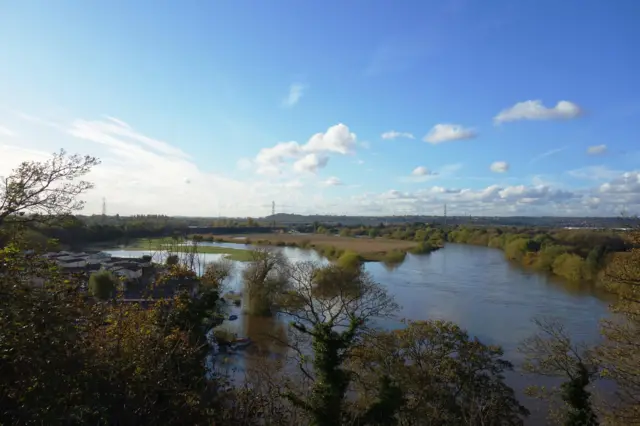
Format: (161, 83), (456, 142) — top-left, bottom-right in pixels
(262, 213), (638, 228)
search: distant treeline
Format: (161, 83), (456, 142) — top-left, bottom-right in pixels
(317, 222), (631, 283)
(2, 215), (276, 249)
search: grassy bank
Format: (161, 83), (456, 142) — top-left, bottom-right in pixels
(119, 237), (255, 262)
(209, 233), (440, 263)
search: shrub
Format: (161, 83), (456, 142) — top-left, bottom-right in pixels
(533, 245), (569, 272)
(337, 250), (362, 270)
(552, 253), (586, 282)
(88, 270), (119, 300)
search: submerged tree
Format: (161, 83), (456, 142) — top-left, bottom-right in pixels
(279, 261), (400, 426)
(243, 248), (289, 316)
(202, 257), (235, 291)
(0, 149), (99, 227)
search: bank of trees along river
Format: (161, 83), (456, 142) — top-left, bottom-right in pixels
(1, 150), (640, 425)
(319, 222), (631, 285)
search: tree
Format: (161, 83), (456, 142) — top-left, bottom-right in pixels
(166, 254), (179, 266)
(278, 261), (400, 426)
(0, 241), (229, 425)
(596, 229), (640, 425)
(0, 149), (100, 227)
(202, 257), (234, 291)
(88, 270), (119, 300)
(519, 318), (597, 426)
(352, 320), (529, 426)
(243, 248), (290, 316)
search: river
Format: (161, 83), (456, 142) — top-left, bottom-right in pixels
(105, 242), (614, 422)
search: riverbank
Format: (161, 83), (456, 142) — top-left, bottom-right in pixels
(209, 233), (440, 262)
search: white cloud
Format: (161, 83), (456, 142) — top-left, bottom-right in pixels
(587, 144), (607, 155)
(5, 111), (640, 218)
(253, 123), (356, 175)
(323, 176), (344, 186)
(494, 100), (582, 124)
(282, 83), (306, 107)
(423, 124), (477, 144)
(381, 130), (414, 140)
(411, 166), (435, 176)
(400, 163), (459, 183)
(255, 141), (301, 175)
(0, 125), (15, 137)
(303, 123), (356, 155)
(293, 153), (328, 173)
(0, 113), (312, 217)
(599, 172), (640, 195)
(490, 161), (509, 173)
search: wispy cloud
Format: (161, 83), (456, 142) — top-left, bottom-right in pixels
(567, 165), (622, 181)
(529, 146), (567, 164)
(586, 144), (607, 155)
(282, 83), (306, 107)
(0, 125), (15, 137)
(381, 130), (414, 140)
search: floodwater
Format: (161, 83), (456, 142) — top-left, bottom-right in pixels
(105, 242), (614, 422)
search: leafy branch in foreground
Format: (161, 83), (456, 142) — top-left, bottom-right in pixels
(0, 149), (100, 227)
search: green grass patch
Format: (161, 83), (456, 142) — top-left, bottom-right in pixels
(121, 238), (254, 262)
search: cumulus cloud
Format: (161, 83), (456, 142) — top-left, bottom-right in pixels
(255, 141), (301, 175)
(381, 130), (414, 140)
(304, 124), (356, 154)
(293, 153), (328, 173)
(254, 123), (356, 175)
(5, 111), (639, 218)
(599, 172), (640, 195)
(490, 161), (509, 173)
(587, 144), (607, 155)
(323, 176), (344, 186)
(282, 83), (306, 107)
(494, 100), (582, 124)
(411, 166), (435, 176)
(423, 124), (477, 144)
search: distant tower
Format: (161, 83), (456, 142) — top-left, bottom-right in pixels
(102, 197), (107, 217)
(443, 203), (447, 226)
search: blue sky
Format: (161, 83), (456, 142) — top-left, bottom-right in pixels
(1, 0), (639, 216)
